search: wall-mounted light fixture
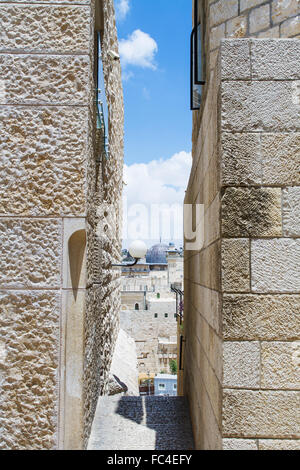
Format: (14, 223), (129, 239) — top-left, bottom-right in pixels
(112, 240), (147, 268)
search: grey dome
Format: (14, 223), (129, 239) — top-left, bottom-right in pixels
(146, 243), (169, 264)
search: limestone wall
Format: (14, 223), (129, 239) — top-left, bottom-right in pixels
(220, 37), (300, 451)
(184, 56), (222, 449)
(184, 0), (299, 450)
(82, 0), (123, 449)
(205, 0), (299, 75)
(0, 0), (123, 450)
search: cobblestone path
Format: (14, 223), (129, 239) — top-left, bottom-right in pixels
(87, 396), (194, 450)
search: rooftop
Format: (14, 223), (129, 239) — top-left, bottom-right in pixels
(155, 374), (177, 380)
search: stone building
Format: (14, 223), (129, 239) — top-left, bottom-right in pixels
(0, 0), (123, 450)
(120, 309), (177, 376)
(120, 243), (181, 376)
(182, 0), (300, 450)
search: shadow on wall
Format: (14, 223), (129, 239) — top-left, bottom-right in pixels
(68, 229), (86, 300)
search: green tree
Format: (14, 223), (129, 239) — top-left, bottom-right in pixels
(169, 359), (177, 375)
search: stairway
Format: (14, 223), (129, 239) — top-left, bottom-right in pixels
(87, 395), (194, 450)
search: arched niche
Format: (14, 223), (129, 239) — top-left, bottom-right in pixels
(68, 229), (87, 297)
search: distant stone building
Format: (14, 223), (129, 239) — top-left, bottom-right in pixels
(0, 0), (123, 450)
(120, 242), (183, 375)
(182, 0), (300, 450)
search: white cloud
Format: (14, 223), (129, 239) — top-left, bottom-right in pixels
(116, 0), (130, 21)
(142, 87), (150, 100)
(122, 70), (134, 81)
(119, 29), (158, 69)
(123, 151), (192, 246)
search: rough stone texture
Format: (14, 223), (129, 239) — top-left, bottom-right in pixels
(222, 187), (282, 237)
(220, 40), (251, 79)
(257, 25), (280, 38)
(184, 62), (222, 449)
(223, 438), (258, 450)
(221, 133), (261, 184)
(0, 106), (87, 216)
(204, 195), (221, 248)
(191, 284), (221, 334)
(210, 0), (238, 27)
(82, 0), (124, 449)
(252, 239), (300, 292)
(226, 15), (247, 38)
(210, 23), (226, 51)
(249, 4), (270, 33)
(221, 81), (300, 132)
(261, 342), (300, 389)
(88, 396), (194, 450)
(0, 55), (90, 105)
(223, 294), (300, 341)
(283, 187), (300, 236)
(0, 0), (123, 451)
(261, 133), (300, 185)
(259, 439), (300, 450)
(221, 239), (250, 292)
(251, 39), (300, 79)
(281, 15), (300, 37)
(272, 0), (299, 25)
(240, 0), (265, 12)
(0, 219), (61, 288)
(0, 5), (90, 53)
(0, 291), (60, 449)
(223, 390), (300, 438)
(223, 342), (260, 389)
(185, 31), (300, 449)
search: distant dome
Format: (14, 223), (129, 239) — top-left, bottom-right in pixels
(146, 243), (169, 264)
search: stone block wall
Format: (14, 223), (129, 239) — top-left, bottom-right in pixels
(220, 37), (300, 450)
(184, 2), (300, 448)
(0, 0), (123, 450)
(208, 0), (299, 68)
(184, 60), (222, 449)
(194, 0), (299, 141)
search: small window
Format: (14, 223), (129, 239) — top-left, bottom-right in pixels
(174, 314), (177, 318)
(157, 293), (160, 299)
(173, 383), (177, 391)
(135, 303), (139, 311)
(195, 0), (206, 85)
(158, 383), (166, 390)
(190, 0), (206, 110)
(164, 313), (168, 318)
(154, 313), (158, 318)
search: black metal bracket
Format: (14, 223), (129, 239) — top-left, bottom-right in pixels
(111, 258), (139, 268)
(179, 335), (186, 371)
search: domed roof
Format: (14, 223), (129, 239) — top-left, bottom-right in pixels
(146, 243), (169, 264)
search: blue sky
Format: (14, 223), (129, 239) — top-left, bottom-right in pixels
(116, 0), (192, 165)
(115, 0), (193, 247)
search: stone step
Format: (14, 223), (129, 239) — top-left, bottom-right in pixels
(88, 395), (194, 450)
